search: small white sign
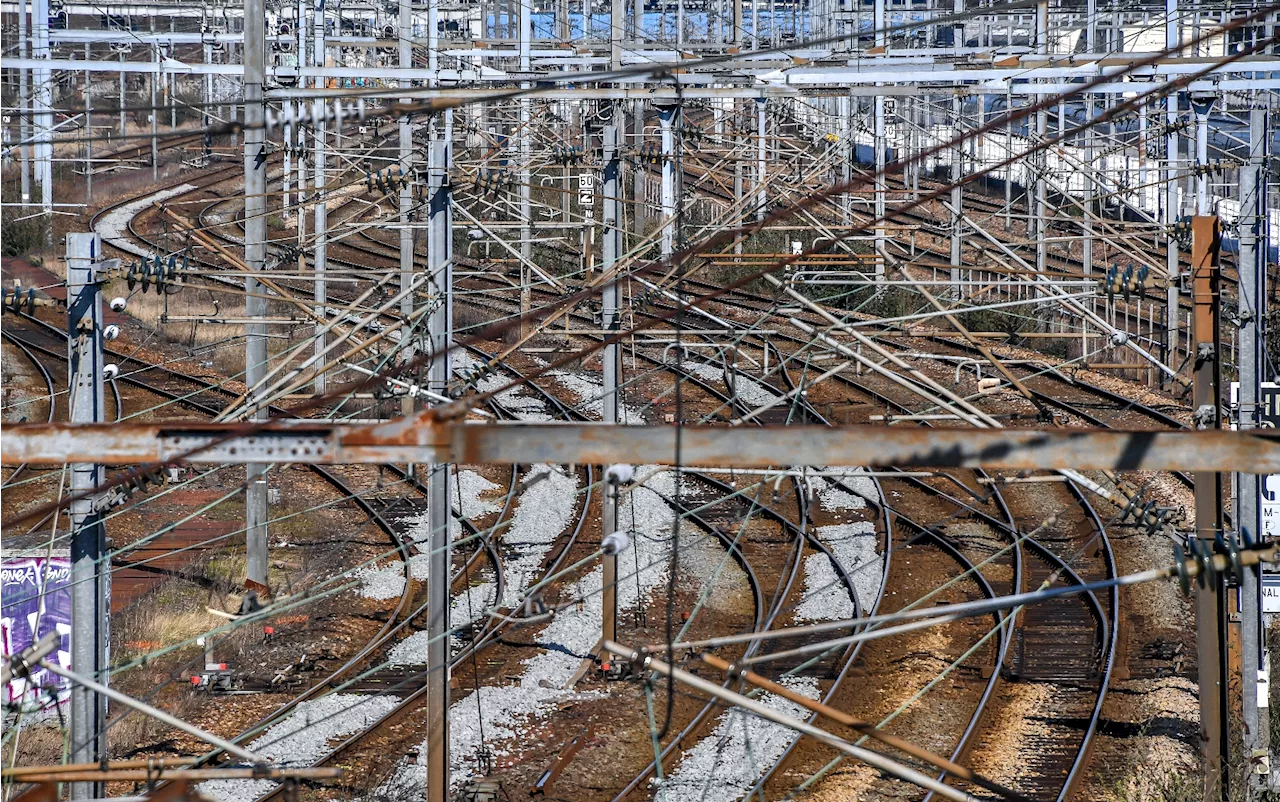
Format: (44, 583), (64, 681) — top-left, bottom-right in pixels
(578, 172), (594, 208)
(1231, 382), (1280, 539)
(1263, 574), (1280, 614)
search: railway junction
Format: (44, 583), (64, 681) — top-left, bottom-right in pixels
(1, 1), (1280, 801)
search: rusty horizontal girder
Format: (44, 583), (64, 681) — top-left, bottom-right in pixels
(2, 416), (1279, 473)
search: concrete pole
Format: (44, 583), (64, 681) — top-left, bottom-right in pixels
(66, 233), (108, 802)
(611, 0), (624, 69)
(283, 102), (293, 211)
(18, 1), (30, 207)
(840, 93), (851, 226)
(950, 93), (962, 292)
(83, 52), (92, 202)
(313, 4), (327, 396)
(601, 120), (623, 647)
(873, 0), (887, 281)
(1165, 93), (1181, 377)
(150, 32), (158, 182)
(755, 98), (766, 223)
(1086, 0), (1096, 52)
(518, 0), (532, 338)
(204, 42), (213, 131)
(634, 101), (646, 237)
(659, 105), (679, 259)
(518, 98), (532, 338)
(1237, 106), (1271, 797)
(424, 136), (453, 802)
(33, 0), (53, 235)
(1034, 0), (1048, 282)
(1082, 94), (1094, 359)
(734, 100), (743, 256)
(400, 0), (416, 418)
(733, 0), (742, 45)
(429, 0), (439, 74)
(1192, 96), (1213, 215)
(118, 51), (126, 139)
(243, 0), (270, 588)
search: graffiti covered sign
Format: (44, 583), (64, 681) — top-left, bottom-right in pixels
(1, 558), (73, 704)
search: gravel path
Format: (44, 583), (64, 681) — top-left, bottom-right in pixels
(356, 470), (499, 601)
(375, 465), (683, 796)
(96, 184), (198, 259)
(653, 677), (820, 802)
(199, 694), (399, 802)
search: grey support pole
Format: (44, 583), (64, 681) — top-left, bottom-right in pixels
(243, 0), (270, 588)
(634, 101), (646, 237)
(949, 93), (962, 292)
(601, 121), (623, 647)
(518, 0), (532, 339)
(66, 233), (108, 802)
(150, 43), (158, 182)
(313, 4), (327, 396)
(400, 0), (416, 417)
(84, 52), (92, 202)
(659, 104), (680, 259)
(1164, 0), (1181, 377)
(518, 97), (532, 339)
(1237, 105), (1271, 794)
(755, 98), (766, 223)
(424, 136), (453, 802)
(873, 0), (887, 281)
(1082, 94), (1094, 359)
(1034, 0), (1048, 283)
(33, 0), (52, 236)
(18, 0), (30, 208)
(611, 0), (623, 69)
(1192, 95), (1213, 215)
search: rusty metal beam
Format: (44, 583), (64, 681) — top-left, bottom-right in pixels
(3, 419), (1279, 473)
(1191, 214), (1229, 802)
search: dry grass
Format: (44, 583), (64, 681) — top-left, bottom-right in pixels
(112, 581), (223, 664)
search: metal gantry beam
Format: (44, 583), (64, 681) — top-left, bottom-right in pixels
(5, 421), (1279, 473)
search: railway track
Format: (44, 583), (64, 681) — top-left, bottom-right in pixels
(73, 142), (1185, 801)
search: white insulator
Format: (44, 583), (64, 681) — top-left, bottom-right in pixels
(1111, 331), (1129, 346)
(109, 296), (127, 312)
(604, 463), (634, 485)
(602, 530), (631, 556)
(103, 324), (120, 341)
(103, 364), (120, 380)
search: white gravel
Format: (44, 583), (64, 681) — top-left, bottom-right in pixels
(399, 469), (501, 545)
(375, 466), (682, 796)
(814, 466), (876, 514)
(456, 351), (552, 421)
(387, 580), (499, 665)
(95, 184), (198, 259)
(680, 360), (780, 409)
(385, 463), (579, 665)
(198, 694), (399, 802)
(796, 522), (882, 619)
(653, 676), (819, 802)
(357, 470), (499, 600)
(498, 464), (580, 607)
(544, 367), (643, 423)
